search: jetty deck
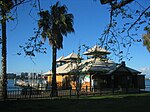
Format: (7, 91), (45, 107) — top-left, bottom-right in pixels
(15, 79), (47, 91)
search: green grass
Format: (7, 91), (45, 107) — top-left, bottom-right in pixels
(0, 93), (150, 112)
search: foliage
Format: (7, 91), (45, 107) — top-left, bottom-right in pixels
(18, 29), (47, 57)
(99, 0), (150, 61)
(143, 26), (150, 52)
(39, 2), (74, 96)
(19, 1), (75, 56)
(0, 0), (41, 99)
(38, 2), (74, 49)
(18, 2), (75, 96)
(0, 0), (31, 20)
(0, 0), (13, 12)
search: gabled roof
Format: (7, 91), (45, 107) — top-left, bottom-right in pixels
(83, 45), (110, 55)
(80, 58), (141, 75)
(43, 59), (141, 76)
(63, 52), (81, 60)
(107, 64), (141, 75)
(56, 56), (65, 62)
(127, 67), (141, 74)
(80, 57), (116, 73)
(43, 62), (78, 75)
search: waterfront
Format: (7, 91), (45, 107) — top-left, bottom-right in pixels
(1, 79), (149, 100)
(7, 79), (150, 91)
(7, 79), (48, 91)
(7, 79), (22, 91)
(145, 79), (150, 91)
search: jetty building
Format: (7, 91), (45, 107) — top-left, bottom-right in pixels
(43, 45), (145, 92)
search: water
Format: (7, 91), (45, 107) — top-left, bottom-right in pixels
(7, 79), (22, 91)
(7, 79), (47, 91)
(145, 79), (150, 91)
(7, 79), (150, 91)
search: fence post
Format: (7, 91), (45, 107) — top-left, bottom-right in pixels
(76, 86), (80, 99)
(29, 87), (32, 99)
(99, 85), (101, 95)
(86, 86), (88, 92)
(18, 88), (20, 98)
(111, 75), (114, 95)
(70, 88), (72, 98)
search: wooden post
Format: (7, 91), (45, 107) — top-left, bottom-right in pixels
(69, 87), (72, 98)
(29, 87), (32, 99)
(111, 75), (114, 94)
(126, 76), (129, 93)
(90, 74), (92, 91)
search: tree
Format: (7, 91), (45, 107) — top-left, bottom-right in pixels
(0, 0), (31, 99)
(0, 0), (14, 100)
(143, 27), (150, 52)
(38, 2), (74, 96)
(99, 0), (150, 60)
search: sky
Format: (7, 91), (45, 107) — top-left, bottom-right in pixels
(0, 0), (150, 77)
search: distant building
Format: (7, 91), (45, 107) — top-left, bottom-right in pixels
(30, 73), (37, 79)
(21, 72), (28, 79)
(7, 73), (16, 79)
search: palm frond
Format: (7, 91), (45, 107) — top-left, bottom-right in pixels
(38, 1), (74, 49)
(143, 33), (150, 52)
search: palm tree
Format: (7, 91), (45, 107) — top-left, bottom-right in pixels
(38, 2), (74, 96)
(0, 0), (14, 99)
(143, 27), (150, 52)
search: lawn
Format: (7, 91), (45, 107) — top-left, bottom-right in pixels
(0, 93), (150, 112)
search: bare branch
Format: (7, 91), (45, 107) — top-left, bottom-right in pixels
(112, 0), (134, 10)
(37, 0), (41, 12)
(11, 0), (31, 9)
(127, 5), (150, 32)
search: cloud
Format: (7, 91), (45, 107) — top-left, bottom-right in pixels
(140, 67), (150, 73)
(140, 67), (150, 78)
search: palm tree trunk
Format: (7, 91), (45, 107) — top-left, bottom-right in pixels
(51, 45), (58, 96)
(1, 5), (7, 99)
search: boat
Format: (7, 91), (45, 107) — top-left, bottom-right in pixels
(15, 80), (28, 87)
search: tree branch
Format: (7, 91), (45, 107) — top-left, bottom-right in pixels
(11, 0), (31, 9)
(112, 0), (134, 10)
(127, 5), (150, 32)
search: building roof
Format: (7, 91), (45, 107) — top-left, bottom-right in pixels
(63, 52), (82, 61)
(56, 56), (65, 62)
(44, 45), (141, 76)
(43, 62), (78, 75)
(107, 64), (141, 74)
(79, 58), (141, 75)
(44, 59), (141, 76)
(80, 57), (116, 73)
(83, 45), (110, 55)
(126, 67), (141, 74)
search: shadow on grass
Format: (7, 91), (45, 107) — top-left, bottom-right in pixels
(0, 93), (150, 112)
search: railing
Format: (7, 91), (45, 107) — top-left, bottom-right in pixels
(0, 86), (146, 100)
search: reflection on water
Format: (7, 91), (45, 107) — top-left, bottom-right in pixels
(145, 79), (150, 91)
(7, 79), (22, 91)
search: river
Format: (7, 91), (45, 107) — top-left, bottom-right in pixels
(7, 79), (150, 91)
(7, 79), (22, 91)
(145, 79), (150, 91)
